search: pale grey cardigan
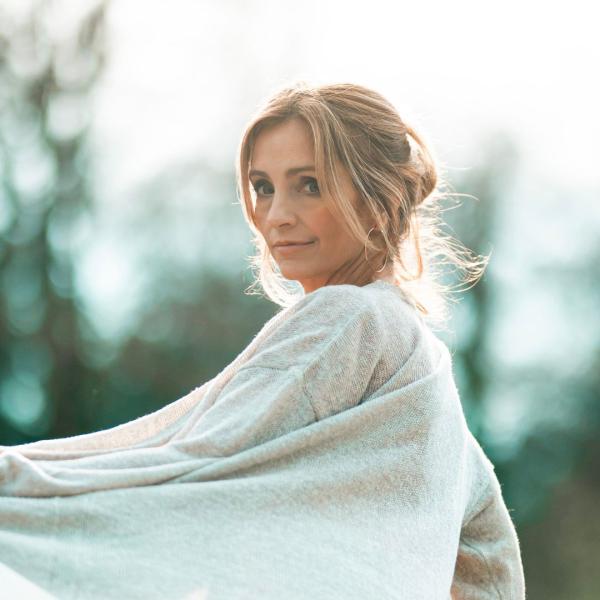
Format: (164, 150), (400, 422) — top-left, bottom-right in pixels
(0, 280), (526, 599)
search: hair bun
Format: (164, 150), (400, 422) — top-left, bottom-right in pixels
(406, 133), (426, 176)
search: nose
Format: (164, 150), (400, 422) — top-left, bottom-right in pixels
(264, 191), (297, 229)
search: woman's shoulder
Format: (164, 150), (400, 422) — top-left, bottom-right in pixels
(279, 280), (431, 358)
(290, 279), (419, 324)
(256, 280), (433, 368)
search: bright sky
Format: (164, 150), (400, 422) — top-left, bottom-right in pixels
(76, 0), (600, 379)
(90, 0), (600, 200)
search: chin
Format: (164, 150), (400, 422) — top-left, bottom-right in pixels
(276, 264), (312, 280)
(278, 267), (308, 280)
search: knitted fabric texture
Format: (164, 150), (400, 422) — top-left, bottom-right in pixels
(0, 280), (526, 599)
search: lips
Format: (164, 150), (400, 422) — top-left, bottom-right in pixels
(273, 241), (316, 253)
(274, 241), (315, 247)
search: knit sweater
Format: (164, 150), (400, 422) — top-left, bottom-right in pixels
(0, 279), (526, 599)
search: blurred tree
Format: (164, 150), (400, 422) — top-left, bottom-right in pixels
(88, 156), (278, 428)
(516, 242), (600, 600)
(442, 131), (520, 438)
(0, 0), (110, 443)
(446, 133), (600, 598)
(0, 0), (279, 445)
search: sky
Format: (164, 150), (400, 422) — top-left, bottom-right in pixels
(90, 0), (600, 199)
(79, 0), (600, 347)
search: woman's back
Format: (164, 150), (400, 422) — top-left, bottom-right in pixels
(0, 280), (525, 599)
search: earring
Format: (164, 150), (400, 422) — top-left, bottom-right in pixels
(365, 227), (388, 273)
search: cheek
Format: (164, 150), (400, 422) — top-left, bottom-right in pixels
(310, 207), (342, 238)
(328, 224), (363, 260)
(317, 213), (353, 246)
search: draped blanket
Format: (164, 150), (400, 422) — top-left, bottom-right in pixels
(0, 280), (525, 599)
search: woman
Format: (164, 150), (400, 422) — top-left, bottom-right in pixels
(0, 81), (526, 599)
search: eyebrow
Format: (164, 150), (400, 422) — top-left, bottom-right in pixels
(248, 165), (315, 179)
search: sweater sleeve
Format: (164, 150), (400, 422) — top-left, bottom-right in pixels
(0, 284), (386, 496)
(168, 283), (386, 451)
(451, 459), (527, 599)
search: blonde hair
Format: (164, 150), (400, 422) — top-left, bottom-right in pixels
(235, 80), (490, 331)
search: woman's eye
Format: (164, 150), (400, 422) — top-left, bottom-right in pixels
(251, 179), (272, 196)
(251, 177), (320, 197)
(301, 177), (320, 195)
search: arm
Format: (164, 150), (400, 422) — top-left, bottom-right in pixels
(0, 284), (384, 497)
(451, 471), (526, 599)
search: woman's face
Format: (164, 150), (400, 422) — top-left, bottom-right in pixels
(250, 117), (373, 293)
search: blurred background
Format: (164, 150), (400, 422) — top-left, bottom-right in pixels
(0, 0), (598, 597)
